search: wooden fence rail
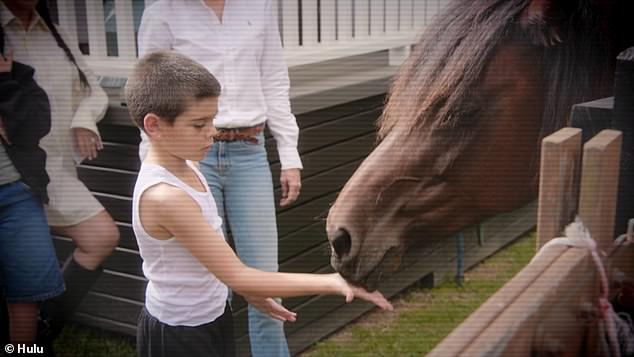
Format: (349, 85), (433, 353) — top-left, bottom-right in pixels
(428, 128), (629, 357)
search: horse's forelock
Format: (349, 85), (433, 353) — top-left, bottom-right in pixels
(379, 0), (529, 139)
(379, 0), (612, 145)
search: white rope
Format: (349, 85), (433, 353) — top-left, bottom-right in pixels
(531, 216), (599, 263)
(531, 217), (628, 357)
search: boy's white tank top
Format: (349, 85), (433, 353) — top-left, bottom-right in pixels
(132, 161), (229, 326)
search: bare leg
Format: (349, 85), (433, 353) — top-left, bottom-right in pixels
(7, 303), (37, 343)
(39, 210), (120, 342)
(51, 210), (119, 270)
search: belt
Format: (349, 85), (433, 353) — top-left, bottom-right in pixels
(214, 123), (265, 143)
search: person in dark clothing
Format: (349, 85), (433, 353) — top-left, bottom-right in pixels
(0, 23), (64, 350)
(1, 1), (120, 352)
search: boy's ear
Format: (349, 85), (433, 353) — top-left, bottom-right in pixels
(143, 113), (163, 139)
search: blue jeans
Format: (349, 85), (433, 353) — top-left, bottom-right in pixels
(200, 133), (289, 357)
(0, 181), (64, 303)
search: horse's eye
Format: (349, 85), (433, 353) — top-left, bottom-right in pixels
(376, 177), (421, 207)
(462, 106), (481, 118)
(431, 175), (446, 185)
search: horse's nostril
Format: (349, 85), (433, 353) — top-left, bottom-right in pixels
(331, 228), (352, 258)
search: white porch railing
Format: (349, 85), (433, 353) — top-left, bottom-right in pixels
(55, 0), (446, 77)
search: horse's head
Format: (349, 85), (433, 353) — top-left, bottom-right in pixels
(327, 0), (624, 290)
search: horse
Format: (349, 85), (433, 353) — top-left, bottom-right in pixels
(326, 0), (633, 291)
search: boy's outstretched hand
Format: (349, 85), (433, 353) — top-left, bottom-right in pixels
(332, 274), (394, 311)
(244, 295), (298, 322)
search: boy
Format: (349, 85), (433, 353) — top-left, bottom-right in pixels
(124, 50), (392, 356)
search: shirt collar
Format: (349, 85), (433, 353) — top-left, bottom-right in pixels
(0, 1), (14, 28)
(0, 2), (47, 32)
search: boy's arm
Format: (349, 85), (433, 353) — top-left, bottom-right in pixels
(146, 185), (392, 310)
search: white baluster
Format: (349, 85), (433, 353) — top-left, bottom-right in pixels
(412, 0), (427, 29)
(85, 1), (107, 58)
(302, 0), (319, 47)
(354, 0), (370, 39)
(399, 0), (413, 32)
(370, 0), (384, 36)
(281, 0), (300, 50)
(388, 0), (411, 66)
(56, 0), (78, 47)
(385, 0), (398, 34)
(115, 0), (136, 60)
(337, 0), (353, 42)
(321, 0), (336, 44)
(426, 0), (440, 23)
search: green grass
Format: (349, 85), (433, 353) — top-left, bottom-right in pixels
(301, 232), (536, 357)
(53, 324), (136, 357)
(50, 232), (535, 357)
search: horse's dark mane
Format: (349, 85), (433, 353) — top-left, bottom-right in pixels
(538, 0), (614, 138)
(379, 0), (613, 145)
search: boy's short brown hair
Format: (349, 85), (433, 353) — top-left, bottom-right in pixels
(124, 50), (221, 130)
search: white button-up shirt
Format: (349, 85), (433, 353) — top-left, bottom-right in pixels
(138, 0), (302, 169)
(0, 2), (107, 162)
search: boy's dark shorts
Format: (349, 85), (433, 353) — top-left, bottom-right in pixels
(137, 304), (235, 357)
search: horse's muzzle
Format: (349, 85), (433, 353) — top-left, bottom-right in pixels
(330, 228), (403, 291)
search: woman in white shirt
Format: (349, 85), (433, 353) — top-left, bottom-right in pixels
(0, 0), (120, 345)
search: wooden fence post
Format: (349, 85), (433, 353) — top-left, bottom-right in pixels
(428, 128), (626, 357)
(536, 127), (582, 249)
(578, 129), (623, 252)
